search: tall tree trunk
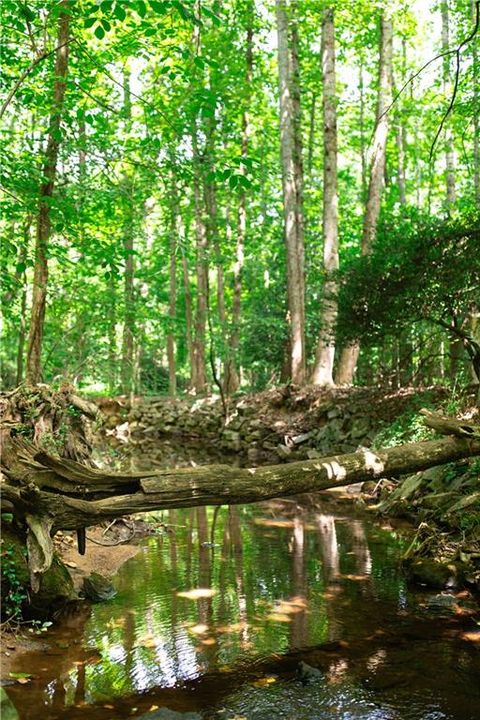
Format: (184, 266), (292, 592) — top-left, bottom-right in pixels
(276, 0), (305, 385)
(16, 223), (31, 385)
(359, 59), (367, 202)
(107, 274), (117, 395)
(204, 117), (226, 387)
(441, 0), (456, 209)
(311, 8), (338, 387)
(181, 243), (195, 389)
(335, 12), (392, 385)
(167, 163), (179, 397)
(120, 70), (135, 396)
(473, 0), (480, 204)
(224, 8), (253, 395)
(192, 124), (208, 393)
(25, 2), (70, 384)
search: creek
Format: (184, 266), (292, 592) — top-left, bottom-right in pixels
(2, 441), (479, 720)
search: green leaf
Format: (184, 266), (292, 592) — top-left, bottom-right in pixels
(144, 27), (156, 36)
(202, 7), (222, 26)
(135, 0), (147, 17)
(9, 672), (33, 680)
(228, 174), (239, 189)
(16, 262), (26, 273)
(84, 17), (96, 28)
(101, 18), (111, 31)
(94, 25), (105, 39)
(149, 0), (167, 12)
(100, 0), (113, 12)
(114, 3), (127, 21)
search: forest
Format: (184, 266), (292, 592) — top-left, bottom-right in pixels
(1, 0), (479, 395)
(1, 1), (480, 720)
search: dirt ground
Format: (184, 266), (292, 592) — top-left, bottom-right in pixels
(54, 525), (140, 589)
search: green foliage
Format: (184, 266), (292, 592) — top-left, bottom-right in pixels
(337, 212), (480, 348)
(1, 542), (28, 620)
(0, 0), (478, 392)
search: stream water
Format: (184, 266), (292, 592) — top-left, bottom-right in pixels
(2, 442), (480, 720)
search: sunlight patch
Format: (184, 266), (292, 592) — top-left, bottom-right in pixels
(176, 587), (217, 600)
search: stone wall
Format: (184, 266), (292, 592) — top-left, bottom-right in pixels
(120, 386), (448, 464)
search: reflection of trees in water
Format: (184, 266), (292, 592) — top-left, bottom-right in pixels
(13, 502), (477, 720)
(317, 513), (340, 581)
(290, 515), (307, 648)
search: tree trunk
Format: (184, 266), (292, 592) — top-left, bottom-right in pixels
(192, 124), (208, 393)
(167, 163), (179, 397)
(276, 0), (305, 385)
(4, 431), (480, 539)
(312, 8), (339, 387)
(359, 59), (367, 202)
(473, 0), (480, 205)
(335, 12), (392, 385)
(181, 242), (195, 389)
(120, 70), (135, 396)
(107, 274), (117, 395)
(25, 2), (70, 384)
(224, 9), (253, 395)
(441, 0), (457, 209)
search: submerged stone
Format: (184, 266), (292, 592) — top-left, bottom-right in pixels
(83, 572), (117, 602)
(407, 559), (458, 589)
(297, 660), (323, 685)
(137, 709), (201, 720)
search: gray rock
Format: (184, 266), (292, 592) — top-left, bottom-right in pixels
(297, 661), (323, 685)
(276, 444), (292, 460)
(138, 709), (201, 720)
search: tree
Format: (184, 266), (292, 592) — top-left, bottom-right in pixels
(276, 0), (306, 385)
(25, 1), (70, 384)
(336, 214), (480, 382)
(311, 7), (339, 387)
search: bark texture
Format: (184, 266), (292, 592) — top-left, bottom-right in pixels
(224, 8), (254, 395)
(312, 8), (339, 387)
(25, 2), (70, 384)
(192, 124), (209, 393)
(276, 0), (305, 384)
(4, 434), (480, 539)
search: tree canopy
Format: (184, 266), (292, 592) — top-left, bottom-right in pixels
(0, 0), (479, 393)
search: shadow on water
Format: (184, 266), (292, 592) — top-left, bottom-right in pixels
(3, 442), (480, 720)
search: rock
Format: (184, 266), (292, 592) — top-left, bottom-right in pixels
(138, 709), (201, 719)
(407, 559), (458, 589)
(350, 417), (371, 439)
(83, 572), (117, 602)
(297, 661), (323, 685)
(276, 444), (292, 460)
(307, 448), (321, 459)
(236, 400), (255, 416)
(426, 593), (457, 612)
(290, 431), (313, 445)
(327, 407), (342, 419)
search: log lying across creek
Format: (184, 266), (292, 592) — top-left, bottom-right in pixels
(1, 409), (480, 587)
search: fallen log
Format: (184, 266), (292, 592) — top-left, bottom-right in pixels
(2, 412), (480, 587)
(3, 434), (480, 533)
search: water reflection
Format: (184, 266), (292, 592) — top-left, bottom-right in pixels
(4, 499), (480, 720)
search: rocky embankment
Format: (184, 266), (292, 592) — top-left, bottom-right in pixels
(99, 385), (448, 465)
